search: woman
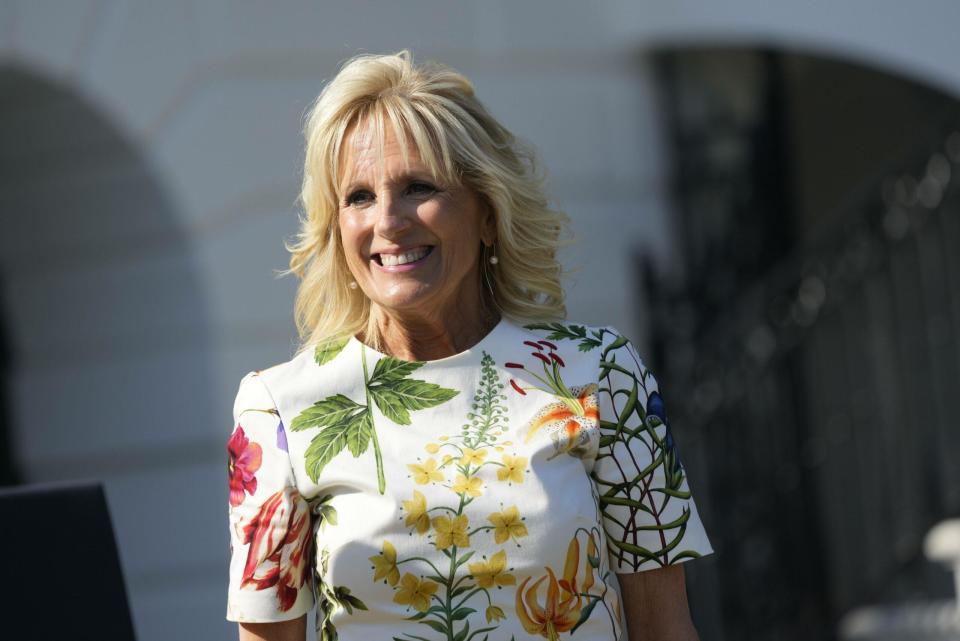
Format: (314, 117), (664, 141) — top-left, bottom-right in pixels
(226, 50), (714, 641)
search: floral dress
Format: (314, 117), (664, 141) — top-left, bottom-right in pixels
(226, 318), (714, 640)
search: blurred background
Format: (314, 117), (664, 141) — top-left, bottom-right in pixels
(2, 1), (960, 640)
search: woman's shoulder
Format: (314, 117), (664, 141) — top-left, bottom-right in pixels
(241, 339), (347, 405)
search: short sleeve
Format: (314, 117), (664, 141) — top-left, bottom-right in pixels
(591, 327), (714, 574)
(226, 371), (315, 622)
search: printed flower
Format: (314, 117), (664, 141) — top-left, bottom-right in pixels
(468, 550), (516, 589)
(486, 604), (506, 623)
(496, 454), (528, 483)
(523, 383), (599, 460)
(432, 514), (470, 549)
(488, 506), (528, 544)
(647, 390), (683, 473)
(515, 534), (592, 640)
(506, 340), (599, 458)
(393, 573), (439, 612)
(239, 486), (312, 612)
(227, 426), (263, 507)
(425, 442), (441, 454)
(369, 540), (400, 586)
(402, 490), (430, 535)
(459, 447), (487, 466)
(407, 458), (444, 484)
(276, 418), (289, 452)
(452, 473), (484, 497)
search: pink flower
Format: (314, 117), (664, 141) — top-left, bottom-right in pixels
(228, 426), (262, 507)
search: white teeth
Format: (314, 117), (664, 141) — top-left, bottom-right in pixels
(380, 247), (430, 266)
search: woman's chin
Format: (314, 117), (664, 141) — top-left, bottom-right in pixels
(368, 284), (437, 315)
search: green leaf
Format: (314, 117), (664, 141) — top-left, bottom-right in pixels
(304, 423), (351, 482)
(452, 620), (470, 641)
(371, 356), (423, 384)
(315, 336), (350, 366)
(451, 607), (475, 621)
(392, 378), (460, 410)
(317, 504), (338, 526)
(454, 550), (476, 567)
(616, 379), (638, 438)
(370, 379), (459, 425)
(419, 620), (448, 634)
(570, 596), (601, 633)
(344, 411), (373, 457)
(291, 394), (364, 432)
(339, 588), (368, 611)
(369, 387), (413, 425)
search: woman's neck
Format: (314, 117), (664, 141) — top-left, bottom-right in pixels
(361, 308), (500, 361)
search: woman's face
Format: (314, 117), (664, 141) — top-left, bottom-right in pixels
(337, 123), (496, 324)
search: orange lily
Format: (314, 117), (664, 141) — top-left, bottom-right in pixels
(523, 383), (598, 458)
(515, 533), (599, 639)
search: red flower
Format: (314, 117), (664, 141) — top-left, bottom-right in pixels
(549, 352), (565, 367)
(228, 426), (262, 507)
(523, 340), (544, 351)
(510, 379), (527, 395)
(505, 362), (526, 369)
(537, 340), (557, 350)
(240, 487), (313, 611)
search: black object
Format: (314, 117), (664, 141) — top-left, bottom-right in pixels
(0, 481), (136, 639)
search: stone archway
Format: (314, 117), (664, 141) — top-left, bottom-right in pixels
(0, 64), (219, 637)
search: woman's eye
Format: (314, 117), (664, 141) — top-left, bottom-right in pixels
(345, 190), (374, 206)
(406, 182), (437, 197)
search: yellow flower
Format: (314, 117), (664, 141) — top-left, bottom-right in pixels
(402, 490), (430, 535)
(432, 514), (470, 549)
(425, 443), (440, 454)
(502, 440), (513, 446)
(459, 447), (487, 466)
(438, 435), (449, 441)
(442, 454), (454, 464)
(369, 540), (399, 586)
(407, 458), (444, 484)
(486, 604), (506, 623)
(468, 550), (516, 589)
(393, 573), (439, 612)
(496, 454), (528, 484)
(452, 473), (483, 497)
(488, 505), (528, 544)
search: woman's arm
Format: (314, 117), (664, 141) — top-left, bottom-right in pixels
(238, 614), (307, 641)
(617, 564), (701, 641)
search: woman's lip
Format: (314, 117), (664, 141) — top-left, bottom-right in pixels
(372, 246), (435, 272)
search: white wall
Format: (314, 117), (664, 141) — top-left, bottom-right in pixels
(2, 2), (958, 639)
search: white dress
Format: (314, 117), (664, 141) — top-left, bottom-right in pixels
(226, 318), (714, 640)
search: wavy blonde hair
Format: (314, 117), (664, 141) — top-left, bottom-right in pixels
(282, 50), (571, 357)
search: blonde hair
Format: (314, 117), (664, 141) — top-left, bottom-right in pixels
(282, 50), (570, 356)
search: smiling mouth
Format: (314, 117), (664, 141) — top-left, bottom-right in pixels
(373, 246), (434, 266)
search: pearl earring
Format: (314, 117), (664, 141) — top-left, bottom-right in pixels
(349, 281), (358, 289)
(487, 244), (498, 265)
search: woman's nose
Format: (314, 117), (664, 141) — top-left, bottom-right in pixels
(373, 192), (411, 236)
